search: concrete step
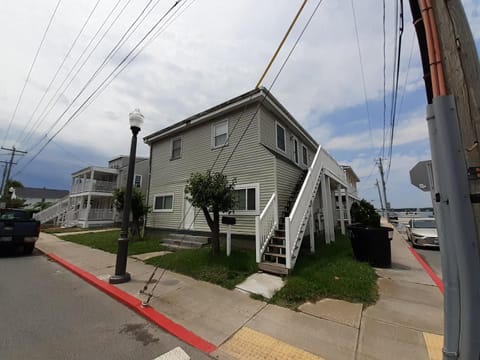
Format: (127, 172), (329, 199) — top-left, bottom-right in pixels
(161, 233), (209, 250)
(258, 262), (289, 275)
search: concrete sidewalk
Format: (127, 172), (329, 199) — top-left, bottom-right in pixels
(36, 227), (444, 360)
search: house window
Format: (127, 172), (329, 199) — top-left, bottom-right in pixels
(232, 184), (259, 213)
(134, 175), (142, 188)
(276, 123), (286, 152)
(171, 137), (182, 160)
(212, 120), (228, 148)
(302, 145), (308, 166)
(153, 193), (174, 212)
(293, 138), (299, 164)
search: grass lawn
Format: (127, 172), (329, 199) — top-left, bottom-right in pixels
(145, 247), (257, 289)
(59, 230), (165, 255)
(270, 234), (378, 308)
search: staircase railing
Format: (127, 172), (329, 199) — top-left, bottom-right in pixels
(255, 193), (278, 263)
(34, 195), (70, 224)
(284, 146), (326, 269)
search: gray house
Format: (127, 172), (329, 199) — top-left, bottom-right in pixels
(35, 156), (149, 228)
(144, 88), (359, 274)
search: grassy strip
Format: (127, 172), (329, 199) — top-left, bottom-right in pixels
(59, 230), (165, 255)
(270, 234), (378, 308)
(145, 247), (257, 289)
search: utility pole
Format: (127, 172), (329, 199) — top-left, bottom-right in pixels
(408, 1), (480, 358)
(375, 179), (385, 213)
(376, 158), (389, 219)
(1, 146), (27, 197)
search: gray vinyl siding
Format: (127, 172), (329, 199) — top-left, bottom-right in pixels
(276, 157), (305, 219)
(117, 159), (149, 196)
(259, 108), (317, 169)
(147, 104), (276, 235)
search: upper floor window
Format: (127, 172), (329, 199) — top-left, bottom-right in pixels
(134, 174), (142, 188)
(302, 145), (308, 166)
(293, 138), (299, 164)
(153, 193), (174, 212)
(212, 120), (228, 148)
(171, 137), (182, 160)
(276, 123), (286, 152)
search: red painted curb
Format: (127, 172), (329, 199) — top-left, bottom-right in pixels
(407, 247), (444, 294)
(46, 253), (217, 353)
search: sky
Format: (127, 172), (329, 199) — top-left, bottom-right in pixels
(1, 0), (479, 209)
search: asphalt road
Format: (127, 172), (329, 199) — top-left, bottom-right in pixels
(0, 249), (211, 360)
(395, 223), (443, 279)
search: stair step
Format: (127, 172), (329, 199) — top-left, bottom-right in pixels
(264, 252), (286, 258)
(258, 262), (289, 275)
(267, 243), (285, 248)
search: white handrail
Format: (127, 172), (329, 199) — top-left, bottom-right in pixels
(34, 195), (70, 223)
(285, 146), (347, 269)
(255, 193), (277, 263)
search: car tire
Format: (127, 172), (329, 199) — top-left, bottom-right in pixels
(23, 243), (35, 255)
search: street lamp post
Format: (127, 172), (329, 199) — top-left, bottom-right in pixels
(109, 109), (144, 284)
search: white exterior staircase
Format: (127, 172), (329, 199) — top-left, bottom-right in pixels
(256, 146), (348, 275)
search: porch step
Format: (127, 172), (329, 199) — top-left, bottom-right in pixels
(264, 252), (286, 258)
(258, 262), (289, 275)
(161, 233), (209, 250)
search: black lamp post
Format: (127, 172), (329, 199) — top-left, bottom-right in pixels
(109, 109), (144, 284)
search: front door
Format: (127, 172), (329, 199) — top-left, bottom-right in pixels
(184, 196), (195, 230)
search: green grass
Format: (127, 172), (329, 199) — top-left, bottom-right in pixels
(145, 247), (257, 289)
(270, 234), (378, 309)
(59, 230), (165, 255)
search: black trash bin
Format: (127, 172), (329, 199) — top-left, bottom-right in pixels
(347, 225), (392, 268)
(367, 226), (393, 268)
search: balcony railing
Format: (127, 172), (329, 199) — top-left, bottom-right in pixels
(78, 208), (114, 221)
(71, 180), (116, 194)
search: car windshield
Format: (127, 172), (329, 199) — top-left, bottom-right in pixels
(413, 219), (436, 229)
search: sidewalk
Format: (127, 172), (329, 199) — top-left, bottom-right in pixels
(36, 227), (444, 360)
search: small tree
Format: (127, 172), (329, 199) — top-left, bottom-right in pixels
(112, 187), (150, 241)
(185, 171), (236, 255)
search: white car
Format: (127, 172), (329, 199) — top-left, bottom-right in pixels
(406, 218), (439, 248)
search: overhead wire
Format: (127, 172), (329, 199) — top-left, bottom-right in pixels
(2, 0), (63, 147)
(386, 0), (404, 179)
(15, 0), (103, 146)
(349, 0), (376, 150)
(20, 0), (133, 147)
(25, 0), (160, 153)
(15, 0), (184, 176)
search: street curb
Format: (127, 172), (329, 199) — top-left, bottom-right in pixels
(407, 247), (444, 293)
(46, 253), (217, 354)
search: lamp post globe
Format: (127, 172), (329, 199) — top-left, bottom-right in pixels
(109, 109), (144, 284)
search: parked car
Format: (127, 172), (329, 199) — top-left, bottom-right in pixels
(0, 208), (40, 254)
(406, 217), (439, 248)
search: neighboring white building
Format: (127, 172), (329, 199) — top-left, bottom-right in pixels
(35, 156), (149, 228)
(143, 88), (360, 274)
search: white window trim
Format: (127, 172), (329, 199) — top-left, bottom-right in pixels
(211, 119), (229, 149)
(293, 137), (299, 164)
(153, 192), (174, 213)
(275, 121), (286, 153)
(302, 144), (308, 166)
(134, 174), (142, 188)
(170, 136), (182, 160)
(230, 183), (260, 216)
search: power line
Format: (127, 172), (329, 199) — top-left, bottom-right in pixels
(15, 0), (183, 176)
(382, 0), (387, 158)
(2, 0), (63, 147)
(349, 0), (375, 150)
(21, 0), (133, 148)
(26, 0), (160, 153)
(15, 0), (103, 146)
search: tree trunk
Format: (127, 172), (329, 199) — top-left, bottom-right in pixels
(211, 210), (220, 255)
(131, 218), (141, 241)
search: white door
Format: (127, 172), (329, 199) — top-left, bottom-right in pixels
(184, 197), (195, 230)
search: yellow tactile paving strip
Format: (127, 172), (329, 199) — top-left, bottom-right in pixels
(219, 327), (324, 360)
(423, 332), (443, 360)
